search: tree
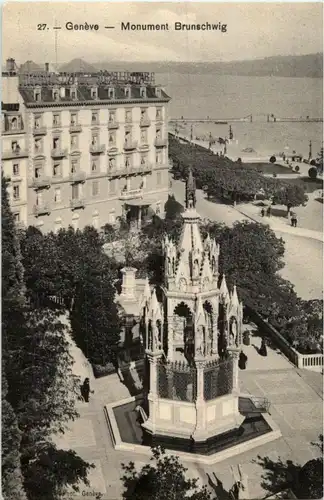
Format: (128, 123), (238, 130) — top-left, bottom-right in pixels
(269, 156), (276, 164)
(2, 369), (27, 500)
(308, 166), (318, 179)
(271, 183), (308, 210)
(316, 147), (323, 173)
(121, 446), (212, 500)
(165, 194), (183, 220)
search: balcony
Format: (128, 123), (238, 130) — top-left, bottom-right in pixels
(140, 117), (151, 127)
(119, 188), (143, 200)
(51, 148), (67, 159)
(69, 171), (86, 183)
(31, 176), (51, 189)
(108, 121), (119, 130)
(69, 124), (82, 133)
(2, 148), (28, 160)
(33, 126), (47, 136)
(154, 137), (167, 147)
(2, 128), (25, 136)
(90, 144), (106, 155)
(138, 143), (150, 152)
(33, 202), (51, 216)
(124, 140), (138, 151)
(107, 146), (118, 156)
(70, 198), (86, 210)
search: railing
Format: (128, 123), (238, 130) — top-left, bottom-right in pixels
(33, 202), (51, 216)
(140, 118), (151, 127)
(108, 164), (153, 178)
(69, 124), (82, 133)
(31, 176), (51, 189)
(108, 121), (119, 130)
(154, 137), (167, 147)
(33, 126), (47, 136)
(51, 148), (67, 158)
(90, 144), (105, 154)
(2, 148), (28, 159)
(119, 188), (143, 200)
(124, 140), (138, 151)
(2, 128), (25, 135)
(299, 353), (323, 369)
(157, 360), (197, 402)
(70, 198), (86, 209)
(204, 356), (233, 401)
(69, 171), (86, 183)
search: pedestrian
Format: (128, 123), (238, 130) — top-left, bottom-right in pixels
(291, 214), (297, 227)
(261, 208), (265, 217)
(238, 350), (248, 370)
(81, 377), (93, 403)
(266, 206), (271, 217)
(259, 338), (268, 357)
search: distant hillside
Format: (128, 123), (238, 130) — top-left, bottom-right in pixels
(19, 60), (44, 73)
(94, 53), (323, 78)
(59, 58), (98, 73)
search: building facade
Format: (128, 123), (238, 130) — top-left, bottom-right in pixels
(2, 59), (170, 232)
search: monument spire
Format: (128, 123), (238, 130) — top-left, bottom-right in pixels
(185, 167), (196, 209)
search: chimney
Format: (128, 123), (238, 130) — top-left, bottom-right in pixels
(45, 62), (49, 72)
(120, 267), (137, 301)
(6, 58), (16, 74)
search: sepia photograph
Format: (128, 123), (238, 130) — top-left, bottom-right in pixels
(1, 2), (323, 499)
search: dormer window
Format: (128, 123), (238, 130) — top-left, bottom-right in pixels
(34, 89), (41, 101)
(91, 87), (98, 99)
(53, 89), (59, 101)
(91, 112), (98, 124)
(70, 88), (77, 100)
(156, 87), (161, 98)
(11, 117), (18, 129)
(140, 87), (146, 98)
(125, 87), (130, 99)
(108, 87), (115, 99)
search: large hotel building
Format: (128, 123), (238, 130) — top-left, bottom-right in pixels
(1, 58), (170, 232)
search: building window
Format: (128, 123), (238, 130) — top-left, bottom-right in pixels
(34, 115), (41, 129)
(91, 87), (98, 99)
(140, 129), (147, 143)
(125, 87), (130, 98)
(53, 137), (60, 150)
(34, 166), (42, 178)
(109, 132), (116, 146)
(156, 128), (162, 139)
(109, 179), (117, 194)
(53, 162), (61, 177)
(54, 187), (61, 203)
(108, 211), (115, 225)
(13, 184), (20, 200)
(11, 141), (20, 153)
(54, 218), (62, 234)
(109, 111), (115, 123)
(92, 181), (99, 197)
(34, 138), (42, 153)
(91, 159), (98, 173)
(91, 134), (98, 146)
(71, 159), (78, 174)
(13, 212), (20, 223)
(125, 156), (131, 168)
(70, 113), (77, 125)
(157, 172), (162, 185)
(53, 114), (60, 127)
(91, 112), (98, 124)
(70, 88), (77, 100)
(108, 157), (115, 169)
(53, 89), (59, 101)
(72, 184), (80, 200)
(36, 192), (42, 205)
(125, 130), (132, 145)
(156, 151), (162, 164)
(140, 87), (146, 98)
(12, 163), (19, 176)
(10, 117), (18, 129)
(71, 213), (79, 230)
(141, 176), (147, 188)
(108, 88), (115, 99)
(156, 108), (162, 120)
(140, 155), (147, 166)
(71, 135), (78, 149)
(125, 110), (132, 123)
(34, 89), (41, 101)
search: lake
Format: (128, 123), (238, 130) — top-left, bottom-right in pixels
(158, 72), (323, 158)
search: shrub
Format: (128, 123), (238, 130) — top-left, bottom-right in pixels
(310, 159), (317, 166)
(273, 173), (277, 178)
(308, 166), (318, 179)
(295, 165), (300, 173)
(269, 156), (276, 164)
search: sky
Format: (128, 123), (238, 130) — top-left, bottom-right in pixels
(2, 2), (323, 64)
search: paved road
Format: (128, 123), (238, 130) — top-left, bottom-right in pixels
(171, 178), (323, 300)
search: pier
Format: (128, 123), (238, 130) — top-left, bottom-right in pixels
(169, 115), (323, 124)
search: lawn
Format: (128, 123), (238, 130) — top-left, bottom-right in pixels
(244, 162), (296, 175)
(286, 176), (323, 193)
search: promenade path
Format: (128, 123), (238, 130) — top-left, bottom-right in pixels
(171, 178), (323, 300)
